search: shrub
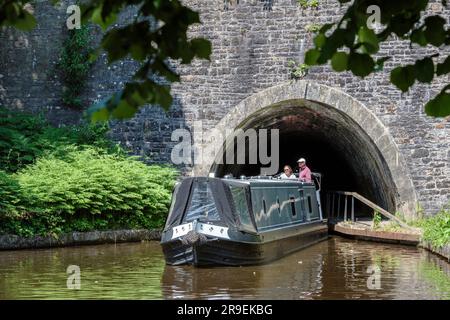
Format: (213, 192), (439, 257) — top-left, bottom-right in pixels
(372, 210), (382, 229)
(11, 147), (178, 235)
(0, 107), (110, 172)
(422, 209), (450, 248)
(0, 107), (45, 172)
(0, 170), (23, 218)
(0, 108), (178, 237)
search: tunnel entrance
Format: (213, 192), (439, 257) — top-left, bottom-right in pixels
(197, 82), (418, 218)
(211, 101), (397, 215)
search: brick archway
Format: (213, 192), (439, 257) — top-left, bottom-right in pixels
(193, 81), (418, 219)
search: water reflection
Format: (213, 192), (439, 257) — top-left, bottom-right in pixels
(0, 237), (448, 299)
(161, 244), (325, 299)
(161, 238), (450, 300)
(0, 242), (165, 299)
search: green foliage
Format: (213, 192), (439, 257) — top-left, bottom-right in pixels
(288, 60), (309, 79)
(0, 170), (23, 218)
(58, 24), (94, 109)
(0, 148), (178, 237)
(0, 106), (110, 172)
(0, 1), (36, 30)
(1, 1), (211, 121)
(331, 52), (348, 71)
(13, 147), (177, 234)
(425, 86), (450, 117)
(372, 210), (382, 229)
(80, 0), (212, 121)
(422, 209), (450, 248)
(305, 24), (321, 33)
(304, 0), (450, 117)
(379, 221), (404, 233)
(298, 0), (319, 9)
(0, 108), (178, 237)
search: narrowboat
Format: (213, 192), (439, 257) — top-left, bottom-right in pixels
(160, 175), (328, 266)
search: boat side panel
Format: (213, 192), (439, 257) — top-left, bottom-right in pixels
(162, 223), (328, 266)
(251, 185), (319, 230)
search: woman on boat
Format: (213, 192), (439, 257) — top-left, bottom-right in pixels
(279, 165), (297, 180)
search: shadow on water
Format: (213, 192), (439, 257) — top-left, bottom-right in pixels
(161, 237), (450, 300)
(0, 237), (448, 299)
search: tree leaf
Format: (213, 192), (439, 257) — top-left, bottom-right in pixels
(314, 33), (326, 48)
(319, 23), (335, 34)
(317, 28), (348, 63)
(86, 101), (110, 123)
(414, 57), (434, 83)
(190, 38), (212, 60)
(410, 29), (427, 47)
(390, 66), (416, 92)
(425, 91), (450, 117)
(358, 26), (379, 54)
(436, 56), (450, 76)
(305, 49), (321, 65)
(111, 100), (137, 119)
(331, 52), (348, 71)
(347, 52), (374, 77)
(13, 11), (37, 31)
(424, 16), (446, 47)
(91, 5), (117, 31)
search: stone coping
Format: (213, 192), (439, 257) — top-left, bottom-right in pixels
(332, 223), (420, 245)
(0, 229), (162, 250)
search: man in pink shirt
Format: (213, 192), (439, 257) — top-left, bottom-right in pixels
(297, 158), (312, 183)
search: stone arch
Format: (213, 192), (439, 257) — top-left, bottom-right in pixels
(193, 80), (418, 219)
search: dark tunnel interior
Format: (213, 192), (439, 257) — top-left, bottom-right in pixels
(211, 100), (398, 216)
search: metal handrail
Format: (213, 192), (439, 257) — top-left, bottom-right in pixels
(326, 191), (411, 230)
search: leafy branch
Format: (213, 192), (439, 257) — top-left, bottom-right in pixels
(1, 0), (212, 121)
(304, 0), (450, 117)
(80, 0), (211, 121)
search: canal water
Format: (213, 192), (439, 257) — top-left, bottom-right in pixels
(0, 237), (449, 299)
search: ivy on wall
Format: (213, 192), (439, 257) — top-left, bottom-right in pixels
(58, 24), (94, 109)
(288, 60), (309, 80)
(298, 0), (319, 9)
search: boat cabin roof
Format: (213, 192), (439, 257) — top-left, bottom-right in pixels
(164, 176), (321, 233)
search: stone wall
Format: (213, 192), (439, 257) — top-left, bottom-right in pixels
(0, 0), (449, 214)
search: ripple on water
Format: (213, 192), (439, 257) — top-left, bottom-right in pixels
(0, 238), (449, 299)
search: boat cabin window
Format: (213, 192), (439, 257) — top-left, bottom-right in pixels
(307, 195), (312, 214)
(184, 180), (220, 222)
(262, 199), (267, 214)
(289, 195), (296, 217)
(229, 186), (256, 232)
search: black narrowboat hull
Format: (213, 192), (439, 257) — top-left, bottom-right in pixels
(162, 222), (328, 266)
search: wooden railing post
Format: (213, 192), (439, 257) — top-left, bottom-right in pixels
(352, 192), (411, 229)
(344, 195), (348, 221)
(337, 194), (341, 220)
(351, 196), (355, 222)
(328, 191), (411, 229)
(332, 194), (335, 219)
